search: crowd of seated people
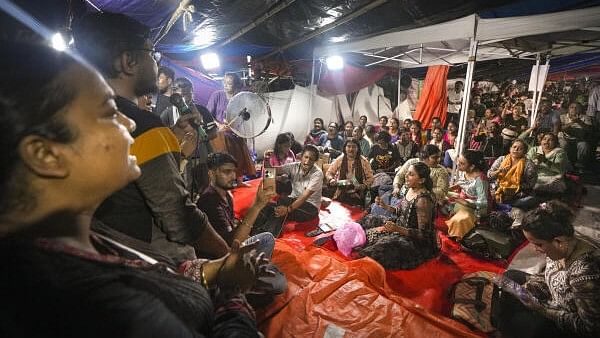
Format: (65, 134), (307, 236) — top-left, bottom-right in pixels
(3, 9), (600, 336)
(287, 79), (599, 267)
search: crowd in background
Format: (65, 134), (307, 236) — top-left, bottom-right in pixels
(2, 9), (599, 337)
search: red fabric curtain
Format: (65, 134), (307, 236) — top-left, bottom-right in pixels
(318, 64), (390, 95)
(413, 65), (449, 129)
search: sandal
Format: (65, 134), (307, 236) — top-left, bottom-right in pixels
(305, 228), (324, 237)
(313, 235), (333, 247)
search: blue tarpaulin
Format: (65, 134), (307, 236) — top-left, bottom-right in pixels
(160, 57), (222, 106)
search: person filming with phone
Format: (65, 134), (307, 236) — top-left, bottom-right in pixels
(255, 145), (323, 237)
(196, 153), (288, 304)
(494, 200), (600, 338)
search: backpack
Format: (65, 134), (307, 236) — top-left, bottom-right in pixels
(461, 226), (521, 261)
(450, 271), (499, 333)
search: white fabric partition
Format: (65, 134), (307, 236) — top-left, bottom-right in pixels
(254, 83), (391, 158)
(351, 84), (393, 123)
(256, 86), (333, 157)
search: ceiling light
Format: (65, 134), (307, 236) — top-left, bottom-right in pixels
(201, 52), (220, 70)
(326, 55), (344, 70)
(51, 32), (67, 51)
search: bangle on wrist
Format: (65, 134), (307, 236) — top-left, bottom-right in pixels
(201, 266), (212, 289)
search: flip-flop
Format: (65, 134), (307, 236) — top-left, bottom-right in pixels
(313, 235), (333, 247)
(305, 228), (324, 237)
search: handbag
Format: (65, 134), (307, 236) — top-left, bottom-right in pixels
(461, 226), (520, 260)
(450, 271), (499, 333)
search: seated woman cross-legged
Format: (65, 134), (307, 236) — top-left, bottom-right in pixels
(326, 139), (374, 206)
(445, 150), (492, 240)
(495, 200), (600, 338)
(356, 162), (438, 270)
(0, 42), (266, 337)
(488, 139), (538, 208)
(393, 144), (449, 207)
(368, 146), (445, 240)
(526, 132), (570, 195)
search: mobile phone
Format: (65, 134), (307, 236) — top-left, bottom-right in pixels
(263, 168), (276, 191)
(492, 274), (538, 305)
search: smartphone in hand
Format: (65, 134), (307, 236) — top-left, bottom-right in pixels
(263, 168), (276, 191)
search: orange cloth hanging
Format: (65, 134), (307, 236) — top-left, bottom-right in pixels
(413, 65), (450, 129)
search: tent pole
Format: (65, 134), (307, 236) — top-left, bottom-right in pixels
(530, 53), (541, 127)
(452, 37), (478, 182)
(308, 57), (317, 133)
(532, 57), (550, 125)
(397, 65), (402, 118)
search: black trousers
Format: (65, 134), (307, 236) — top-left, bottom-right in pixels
(252, 196), (319, 238)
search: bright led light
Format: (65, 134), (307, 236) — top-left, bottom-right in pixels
(51, 32), (67, 51)
(329, 36), (347, 43)
(201, 52), (220, 70)
(326, 55), (344, 70)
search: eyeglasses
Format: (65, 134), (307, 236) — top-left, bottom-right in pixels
(134, 48), (162, 62)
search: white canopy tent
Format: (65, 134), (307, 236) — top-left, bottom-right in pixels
(312, 6), (600, 170)
(314, 6), (600, 67)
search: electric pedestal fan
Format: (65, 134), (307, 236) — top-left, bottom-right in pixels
(224, 91), (272, 139)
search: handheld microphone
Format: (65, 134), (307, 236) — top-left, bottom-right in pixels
(169, 93), (191, 115)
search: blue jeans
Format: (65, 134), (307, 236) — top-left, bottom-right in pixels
(243, 232), (275, 259)
(243, 232), (287, 295)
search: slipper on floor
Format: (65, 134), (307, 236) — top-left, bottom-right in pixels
(313, 235), (333, 247)
(305, 228), (324, 237)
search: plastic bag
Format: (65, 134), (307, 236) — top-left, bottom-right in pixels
(333, 221), (366, 257)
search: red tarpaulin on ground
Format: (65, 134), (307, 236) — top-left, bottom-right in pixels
(413, 65), (450, 129)
(232, 180), (510, 337)
(258, 242), (484, 338)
